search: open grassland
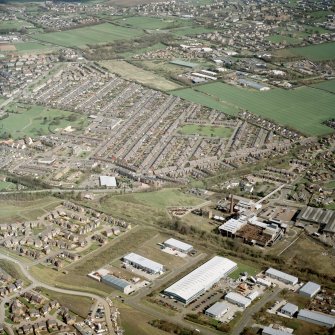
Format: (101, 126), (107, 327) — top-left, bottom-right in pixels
(0, 197), (61, 222)
(178, 124), (233, 138)
(35, 23), (144, 48)
(38, 288), (92, 318)
(120, 43), (167, 58)
(117, 303), (168, 335)
(0, 260), (31, 284)
(310, 79), (335, 93)
(228, 260), (260, 280)
(13, 41), (58, 54)
(171, 82), (335, 136)
(274, 41), (335, 60)
(0, 20), (32, 31)
(114, 16), (191, 30)
(0, 181), (17, 191)
(266, 34), (302, 45)
(99, 60), (181, 91)
(169, 26), (214, 36)
(2, 103), (88, 139)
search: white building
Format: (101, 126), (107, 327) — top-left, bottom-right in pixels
(262, 326), (292, 335)
(163, 238), (193, 253)
(205, 302), (229, 319)
(99, 176), (117, 187)
(280, 303), (298, 317)
(225, 292), (251, 308)
(164, 256), (237, 305)
(298, 309), (335, 328)
(123, 253), (163, 274)
(299, 281), (321, 298)
(265, 268), (298, 285)
(218, 218), (246, 237)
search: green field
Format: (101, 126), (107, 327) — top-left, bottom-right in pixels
(0, 20), (32, 31)
(13, 41), (58, 53)
(228, 261), (260, 280)
(171, 82), (335, 136)
(0, 197), (61, 222)
(267, 34), (301, 45)
(274, 42), (335, 61)
(310, 79), (335, 93)
(0, 181), (17, 191)
(170, 26), (213, 36)
(178, 124), (233, 138)
(114, 16), (190, 30)
(35, 23), (144, 48)
(1, 104), (88, 139)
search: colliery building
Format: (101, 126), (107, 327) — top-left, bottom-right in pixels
(164, 256), (237, 305)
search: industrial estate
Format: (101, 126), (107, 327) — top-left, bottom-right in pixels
(0, 0), (334, 335)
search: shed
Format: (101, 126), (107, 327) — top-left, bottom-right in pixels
(163, 238), (193, 253)
(299, 281), (321, 298)
(280, 303), (298, 316)
(225, 292), (251, 308)
(262, 326), (292, 335)
(205, 302), (229, 319)
(298, 309), (335, 328)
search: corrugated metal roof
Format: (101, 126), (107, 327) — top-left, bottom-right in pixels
(262, 326), (292, 335)
(225, 292), (251, 307)
(123, 252), (163, 273)
(298, 309), (335, 327)
(265, 268), (298, 284)
(281, 302), (298, 314)
(299, 281), (321, 296)
(165, 256), (236, 303)
(164, 238), (193, 252)
(101, 275), (130, 289)
(205, 302), (229, 317)
(219, 218), (246, 234)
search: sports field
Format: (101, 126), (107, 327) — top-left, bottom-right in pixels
(274, 41), (335, 61)
(267, 34), (301, 45)
(99, 60), (181, 91)
(13, 41), (58, 53)
(1, 104), (88, 139)
(178, 124), (233, 138)
(0, 20), (32, 31)
(35, 23), (144, 48)
(171, 82), (335, 136)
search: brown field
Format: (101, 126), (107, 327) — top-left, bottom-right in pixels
(0, 43), (16, 51)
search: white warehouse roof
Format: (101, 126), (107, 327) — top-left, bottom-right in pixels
(262, 326), (292, 335)
(99, 176), (117, 187)
(225, 292), (251, 308)
(163, 238), (193, 252)
(299, 281), (321, 297)
(123, 253), (163, 273)
(205, 301), (229, 317)
(298, 309), (335, 328)
(219, 218), (246, 234)
(164, 256), (237, 304)
(265, 268), (298, 285)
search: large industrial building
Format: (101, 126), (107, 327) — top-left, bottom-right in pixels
(297, 309), (335, 328)
(101, 275), (133, 294)
(163, 238), (193, 253)
(205, 302), (229, 319)
(122, 253), (164, 274)
(262, 326), (292, 335)
(299, 281), (321, 298)
(265, 268), (298, 285)
(296, 207), (335, 228)
(164, 256), (237, 305)
(224, 292), (251, 309)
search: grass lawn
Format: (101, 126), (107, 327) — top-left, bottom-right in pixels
(310, 79), (335, 93)
(169, 26), (214, 36)
(267, 34), (302, 45)
(114, 16), (190, 30)
(0, 197), (61, 222)
(13, 41), (58, 54)
(0, 260), (31, 284)
(178, 124), (233, 138)
(228, 261), (260, 280)
(274, 41), (335, 61)
(99, 60), (181, 91)
(171, 82), (335, 136)
(0, 20), (32, 31)
(0, 181), (17, 191)
(38, 288), (93, 318)
(35, 23), (144, 48)
(1, 103), (88, 139)
(117, 303), (168, 335)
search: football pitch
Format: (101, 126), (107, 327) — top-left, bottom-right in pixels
(171, 82), (335, 136)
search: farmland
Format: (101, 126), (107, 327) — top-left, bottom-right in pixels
(310, 79), (335, 93)
(171, 82), (335, 136)
(99, 60), (181, 91)
(13, 41), (58, 53)
(1, 103), (88, 139)
(274, 41), (335, 61)
(34, 23), (144, 48)
(178, 124), (233, 138)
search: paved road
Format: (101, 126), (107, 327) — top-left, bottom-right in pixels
(0, 254), (115, 334)
(231, 286), (282, 335)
